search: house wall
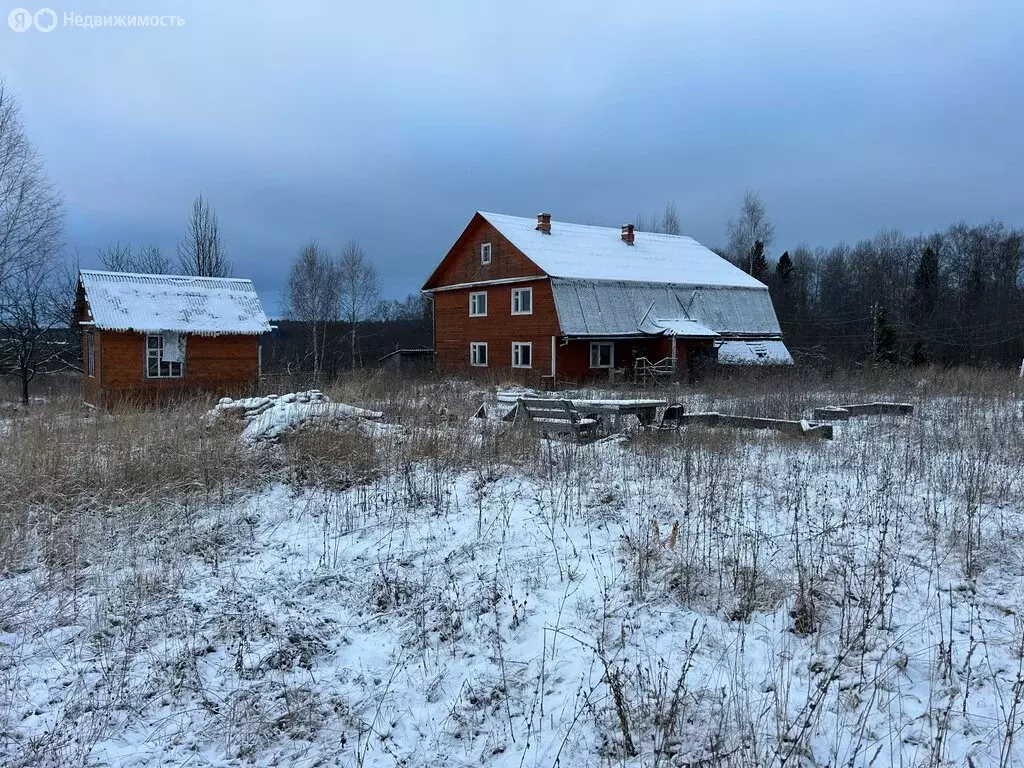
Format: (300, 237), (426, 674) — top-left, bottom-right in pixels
(429, 215), (562, 383)
(93, 330), (259, 405)
(425, 214), (546, 288)
(433, 278), (561, 383)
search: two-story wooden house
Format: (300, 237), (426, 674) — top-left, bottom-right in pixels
(421, 212), (792, 383)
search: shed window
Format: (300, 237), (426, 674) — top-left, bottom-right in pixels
(146, 334), (184, 378)
(512, 342), (532, 368)
(590, 342), (614, 369)
(480, 243), (492, 265)
(511, 287), (532, 315)
(469, 291), (487, 317)
(86, 331), (95, 377)
(470, 342), (488, 367)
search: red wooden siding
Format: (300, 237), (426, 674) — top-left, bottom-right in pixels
(433, 279), (561, 382)
(423, 214), (546, 289)
(85, 329), (259, 406)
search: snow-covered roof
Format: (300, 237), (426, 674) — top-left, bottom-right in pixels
(478, 212), (766, 289)
(717, 339), (794, 365)
(649, 318), (718, 338)
(79, 270), (272, 335)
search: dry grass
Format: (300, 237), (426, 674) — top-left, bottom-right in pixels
(2, 368), (1024, 767)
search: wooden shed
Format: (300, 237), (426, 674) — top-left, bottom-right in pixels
(378, 348), (434, 376)
(74, 270), (272, 406)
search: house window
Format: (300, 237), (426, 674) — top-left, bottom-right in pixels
(469, 291), (487, 317)
(590, 342), (614, 369)
(512, 342), (532, 368)
(470, 342), (488, 367)
(511, 287), (532, 315)
(146, 334), (184, 378)
(480, 243), (492, 265)
(86, 331), (95, 377)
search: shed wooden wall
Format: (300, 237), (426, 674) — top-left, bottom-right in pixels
(85, 330), (259, 405)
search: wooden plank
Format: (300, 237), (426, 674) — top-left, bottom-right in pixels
(813, 402), (914, 420)
(679, 412), (833, 440)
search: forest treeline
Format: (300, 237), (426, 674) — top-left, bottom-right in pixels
(640, 195), (1024, 369)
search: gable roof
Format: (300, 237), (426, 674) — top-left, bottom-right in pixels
(79, 270), (272, 335)
(477, 212), (766, 289)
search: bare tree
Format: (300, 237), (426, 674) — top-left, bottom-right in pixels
(635, 212), (658, 233)
(135, 244), (171, 274)
(177, 194), (230, 277)
(635, 202), (681, 235)
(337, 241), (379, 369)
(98, 241), (133, 272)
(727, 189), (775, 273)
(99, 242), (170, 274)
(283, 240), (340, 379)
(0, 258), (75, 404)
(0, 78), (63, 292)
(660, 201), (681, 235)
(377, 292), (429, 322)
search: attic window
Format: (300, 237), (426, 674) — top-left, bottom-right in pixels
(146, 333), (184, 379)
(480, 243), (492, 265)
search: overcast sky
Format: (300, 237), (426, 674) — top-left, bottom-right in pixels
(3, 0), (1023, 313)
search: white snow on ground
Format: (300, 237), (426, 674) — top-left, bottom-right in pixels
(209, 391), (384, 443)
(2, 393), (1024, 766)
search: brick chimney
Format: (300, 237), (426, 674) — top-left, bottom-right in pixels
(536, 212), (551, 234)
(621, 223), (635, 245)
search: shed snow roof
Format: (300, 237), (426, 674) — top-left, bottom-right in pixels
(79, 270), (272, 335)
(478, 212), (766, 289)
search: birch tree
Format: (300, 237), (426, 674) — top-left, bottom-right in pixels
(727, 189), (774, 273)
(283, 240), (340, 379)
(337, 241), (379, 370)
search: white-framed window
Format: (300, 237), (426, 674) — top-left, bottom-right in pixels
(512, 342), (532, 368)
(480, 242), (492, 265)
(590, 342), (614, 369)
(146, 334), (184, 378)
(86, 331), (95, 377)
(469, 291), (487, 317)
(470, 342), (488, 367)
(511, 287), (533, 315)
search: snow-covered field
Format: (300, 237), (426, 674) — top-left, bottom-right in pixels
(2, 375), (1023, 767)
